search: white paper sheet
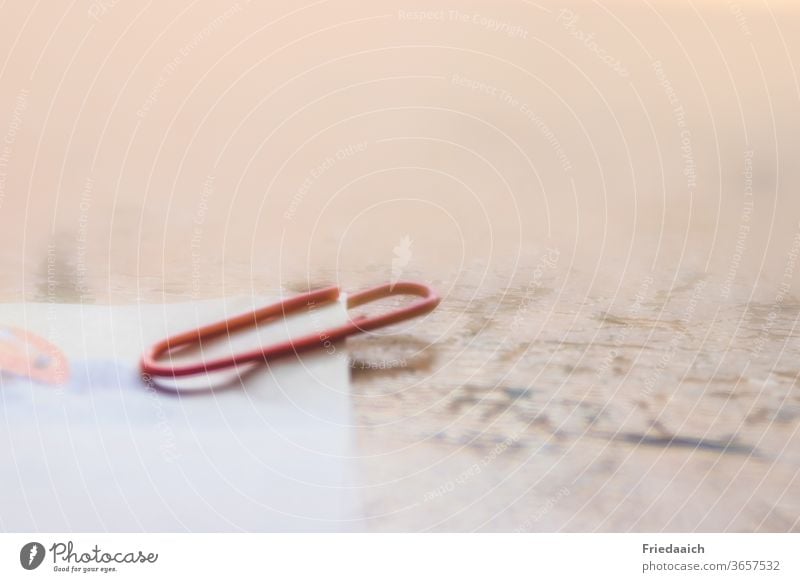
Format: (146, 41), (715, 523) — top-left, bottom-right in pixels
(0, 296), (362, 532)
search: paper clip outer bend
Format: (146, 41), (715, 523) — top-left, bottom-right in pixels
(139, 281), (440, 379)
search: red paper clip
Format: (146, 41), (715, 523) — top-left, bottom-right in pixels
(140, 281), (440, 379)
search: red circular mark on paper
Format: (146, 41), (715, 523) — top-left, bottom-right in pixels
(0, 326), (70, 385)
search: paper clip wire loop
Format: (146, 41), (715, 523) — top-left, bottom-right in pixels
(140, 281), (440, 379)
